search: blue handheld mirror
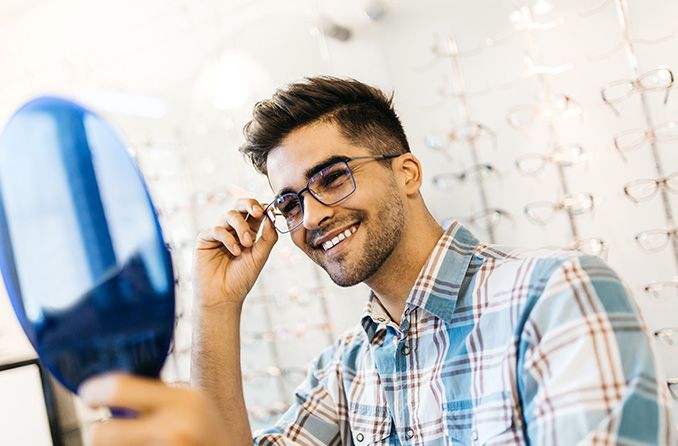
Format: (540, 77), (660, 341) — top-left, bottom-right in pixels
(0, 97), (175, 393)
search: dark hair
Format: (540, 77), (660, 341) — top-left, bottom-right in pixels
(239, 76), (411, 175)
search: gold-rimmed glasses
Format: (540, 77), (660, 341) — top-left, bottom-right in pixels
(613, 121), (678, 161)
(432, 164), (500, 190)
(506, 94), (582, 129)
(644, 281), (678, 300)
(601, 67), (674, 116)
(634, 228), (678, 252)
(524, 192), (595, 225)
(424, 122), (497, 152)
(623, 172), (678, 204)
(515, 144), (588, 176)
(654, 327), (678, 348)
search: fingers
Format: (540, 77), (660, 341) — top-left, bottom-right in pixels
(86, 418), (150, 446)
(79, 373), (177, 413)
(198, 225), (241, 255)
(199, 198), (271, 249)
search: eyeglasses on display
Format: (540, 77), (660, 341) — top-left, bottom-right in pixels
(613, 121), (678, 160)
(571, 238), (609, 259)
(524, 192), (595, 225)
(265, 154), (402, 233)
(601, 67), (674, 116)
(432, 164), (499, 190)
(515, 144), (588, 176)
(668, 378), (678, 401)
(634, 228), (678, 253)
(643, 281), (678, 300)
(424, 122), (497, 152)
(506, 94), (582, 129)
(654, 327), (678, 348)
(623, 172), (678, 204)
(465, 208), (513, 230)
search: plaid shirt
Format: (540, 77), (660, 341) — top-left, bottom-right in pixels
(253, 222), (675, 445)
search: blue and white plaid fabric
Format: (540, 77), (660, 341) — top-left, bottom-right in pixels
(253, 222), (675, 445)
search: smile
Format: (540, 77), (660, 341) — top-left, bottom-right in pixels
(322, 225), (358, 251)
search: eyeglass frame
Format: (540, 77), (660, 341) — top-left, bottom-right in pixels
(634, 227), (678, 253)
(515, 144), (588, 176)
(432, 163), (500, 189)
(524, 192), (595, 225)
(601, 67), (674, 116)
(623, 172), (678, 204)
(264, 153), (403, 234)
(613, 121), (678, 161)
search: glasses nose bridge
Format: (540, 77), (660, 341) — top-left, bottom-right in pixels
(298, 186), (333, 229)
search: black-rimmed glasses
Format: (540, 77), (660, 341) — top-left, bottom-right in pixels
(264, 154), (402, 233)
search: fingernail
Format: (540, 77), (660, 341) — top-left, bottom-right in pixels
(79, 374), (118, 406)
(243, 232), (252, 244)
(233, 245), (241, 255)
(254, 204), (264, 213)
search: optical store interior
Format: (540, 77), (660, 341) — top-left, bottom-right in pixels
(1, 0), (678, 444)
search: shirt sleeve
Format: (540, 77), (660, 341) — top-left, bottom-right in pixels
(252, 341), (344, 446)
(518, 255), (675, 445)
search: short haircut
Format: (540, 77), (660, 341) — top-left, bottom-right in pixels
(239, 76), (411, 175)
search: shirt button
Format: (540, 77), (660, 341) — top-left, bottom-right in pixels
(472, 430), (479, 441)
(401, 345), (410, 356)
(356, 432), (364, 442)
(406, 428), (415, 439)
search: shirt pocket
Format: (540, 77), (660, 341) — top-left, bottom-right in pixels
(442, 392), (514, 446)
(348, 402), (393, 445)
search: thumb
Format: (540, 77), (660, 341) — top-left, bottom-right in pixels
(79, 373), (174, 413)
(252, 215), (278, 262)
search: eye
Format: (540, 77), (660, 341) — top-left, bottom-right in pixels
(320, 169), (350, 187)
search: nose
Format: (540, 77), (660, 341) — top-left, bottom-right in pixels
(301, 192), (333, 230)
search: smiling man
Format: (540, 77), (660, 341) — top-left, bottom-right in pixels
(80, 77), (675, 446)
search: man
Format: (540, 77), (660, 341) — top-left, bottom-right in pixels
(80, 77), (675, 445)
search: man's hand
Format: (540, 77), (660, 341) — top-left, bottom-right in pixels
(79, 374), (232, 446)
(193, 198), (278, 309)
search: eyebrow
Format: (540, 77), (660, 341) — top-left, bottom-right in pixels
(275, 154), (349, 197)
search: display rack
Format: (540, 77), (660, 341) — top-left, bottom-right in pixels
(509, 6), (607, 256)
(428, 35), (509, 243)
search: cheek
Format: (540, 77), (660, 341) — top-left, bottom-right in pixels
(291, 230), (307, 249)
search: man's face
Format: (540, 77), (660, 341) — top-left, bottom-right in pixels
(266, 121), (406, 287)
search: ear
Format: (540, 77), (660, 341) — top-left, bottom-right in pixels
(393, 153), (423, 196)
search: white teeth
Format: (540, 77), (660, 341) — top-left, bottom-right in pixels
(321, 225), (358, 251)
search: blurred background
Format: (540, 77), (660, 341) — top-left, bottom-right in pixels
(1, 0), (677, 443)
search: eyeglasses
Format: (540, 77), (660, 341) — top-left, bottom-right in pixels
(669, 378), (678, 401)
(571, 238), (609, 259)
(601, 67), (674, 116)
(634, 228), (678, 252)
(506, 94), (582, 129)
(424, 122), (497, 152)
(432, 164), (499, 190)
(515, 144), (588, 176)
(465, 208), (513, 230)
(623, 172), (678, 204)
(654, 327), (678, 348)
(613, 121), (678, 160)
(644, 281), (678, 300)
(265, 154), (402, 233)
(524, 192), (595, 225)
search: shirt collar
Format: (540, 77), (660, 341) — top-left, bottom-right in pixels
(361, 221), (480, 336)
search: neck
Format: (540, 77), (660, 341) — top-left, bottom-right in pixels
(364, 208), (443, 325)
